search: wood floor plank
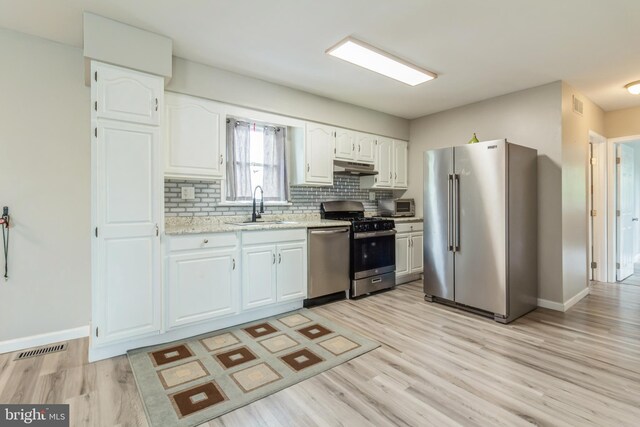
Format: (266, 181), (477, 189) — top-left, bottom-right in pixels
(2, 280), (640, 426)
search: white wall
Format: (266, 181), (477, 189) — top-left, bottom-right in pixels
(167, 57), (410, 140)
(407, 82), (564, 303)
(0, 27), (409, 346)
(0, 29), (90, 342)
(560, 83), (604, 302)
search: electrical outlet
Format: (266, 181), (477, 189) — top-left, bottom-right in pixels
(181, 187), (195, 200)
(369, 191), (376, 201)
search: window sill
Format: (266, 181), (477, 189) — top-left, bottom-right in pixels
(217, 201), (293, 207)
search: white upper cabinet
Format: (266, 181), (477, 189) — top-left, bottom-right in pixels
(360, 137), (409, 189)
(377, 137), (394, 188)
(291, 123), (334, 186)
(334, 128), (356, 161)
(356, 133), (376, 164)
(164, 93), (226, 180)
(334, 129), (375, 165)
(393, 140), (408, 188)
(93, 62), (163, 126)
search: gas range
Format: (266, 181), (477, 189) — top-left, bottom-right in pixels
(320, 201), (396, 298)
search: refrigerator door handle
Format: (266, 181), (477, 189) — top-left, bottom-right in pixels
(447, 174), (453, 251)
(454, 173), (461, 252)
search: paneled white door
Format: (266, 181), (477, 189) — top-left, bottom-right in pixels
(276, 242), (307, 302)
(617, 144), (635, 281)
(356, 133), (376, 164)
(93, 62), (163, 126)
(375, 138), (393, 188)
(393, 140), (408, 188)
(410, 233), (424, 274)
(94, 120), (162, 345)
(305, 124), (334, 185)
(167, 248), (238, 329)
(164, 93), (225, 180)
(334, 128), (355, 161)
(242, 245), (277, 310)
(395, 233), (410, 277)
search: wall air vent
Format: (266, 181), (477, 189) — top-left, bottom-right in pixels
(15, 343), (67, 360)
(572, 95), (584, 116)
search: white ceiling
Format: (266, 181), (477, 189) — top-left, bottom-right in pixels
(1, 0), (640, 119)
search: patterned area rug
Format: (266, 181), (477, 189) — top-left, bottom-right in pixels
(128, 309), (379, 427)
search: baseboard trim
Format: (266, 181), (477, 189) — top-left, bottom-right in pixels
(89, 301), (303, 362)
(563, 286), (590, 311)
(537, 298), (564, 311)
(537, 286), (590, 312)
(0, 325), (90, 355)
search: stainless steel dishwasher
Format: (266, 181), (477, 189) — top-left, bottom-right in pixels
(307, 226), (350, 299)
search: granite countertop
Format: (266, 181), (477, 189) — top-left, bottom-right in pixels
(165, 214), (351, 235)
(392, 217), (423, 224)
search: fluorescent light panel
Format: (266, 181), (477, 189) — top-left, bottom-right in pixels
(326, 37), (436, 86)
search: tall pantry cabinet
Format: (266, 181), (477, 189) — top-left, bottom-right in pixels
(91, 62), (164, 349)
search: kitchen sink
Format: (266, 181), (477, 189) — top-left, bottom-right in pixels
(226, 220), (298, 226)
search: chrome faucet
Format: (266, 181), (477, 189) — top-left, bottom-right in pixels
(252, 185), (264, 222)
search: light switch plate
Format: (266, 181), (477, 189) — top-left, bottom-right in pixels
(181, 186), (195, 200)
(369, 191), (376, 201)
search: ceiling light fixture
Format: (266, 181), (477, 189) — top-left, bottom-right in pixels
(625, 80), (640, 95)
(326, 37), (436, 86)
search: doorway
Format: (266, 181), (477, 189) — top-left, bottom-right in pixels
(604, 136), (640, 284)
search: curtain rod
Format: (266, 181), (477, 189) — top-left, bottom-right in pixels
(227, 118), (283, 131)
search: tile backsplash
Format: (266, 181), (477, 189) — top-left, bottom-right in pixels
(165, 175), (394, 217)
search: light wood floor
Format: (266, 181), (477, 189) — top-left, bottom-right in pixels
(2, 280), (640, 426)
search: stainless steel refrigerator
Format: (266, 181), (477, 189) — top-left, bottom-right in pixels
(423, 139), (537, 323)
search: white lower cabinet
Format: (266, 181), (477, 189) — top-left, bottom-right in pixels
(396, 222), (424, 283)
(395, 233), (410, 276)
(242, 229), (307, 310)
(276, 242), (307, 302)
(166, 233), (239, 329)
(242, 244), (278, 310)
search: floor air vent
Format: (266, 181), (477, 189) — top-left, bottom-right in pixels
(15, 343), (67, 360)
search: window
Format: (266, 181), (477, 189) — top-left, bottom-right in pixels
(225, 118), (289, 203)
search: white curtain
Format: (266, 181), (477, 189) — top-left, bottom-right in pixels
(263, 126), (289, 201)
(226, 119), (252, 200)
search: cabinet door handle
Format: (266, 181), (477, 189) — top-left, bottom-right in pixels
(352, 143), (355, 151)
(219, 154), (223, 165)
(155, 224), (159, 236)
(203, 239), (209, 244)
(307, 163), (310, 172)
(155, 98), (158, 111)
(395, 173), (397, 180)
(358, 144), (361, 152)
(278, 253), (282, 264)
(390, 172), (392, 179)
(232, 258), (236, 270)
(273, 253), (276, 264)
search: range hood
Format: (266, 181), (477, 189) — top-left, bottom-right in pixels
(333, 160), (378, 176)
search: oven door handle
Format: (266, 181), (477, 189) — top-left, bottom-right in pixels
(309, 228), (350, 234)
(353, 230), (397, 239)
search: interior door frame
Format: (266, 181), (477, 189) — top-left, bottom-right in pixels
(606, 134), (640, 283)
(588, 131), (607, 282)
